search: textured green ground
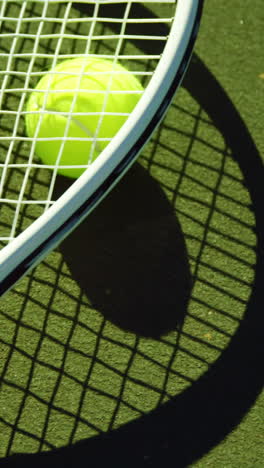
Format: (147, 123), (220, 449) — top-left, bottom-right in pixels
(0, 0), (263, 466)
(192, 1), (264, 465)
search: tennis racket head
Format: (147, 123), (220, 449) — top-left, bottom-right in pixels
(0, 0), (204, 295)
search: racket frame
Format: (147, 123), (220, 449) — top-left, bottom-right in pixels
(0, 0), (204, 295)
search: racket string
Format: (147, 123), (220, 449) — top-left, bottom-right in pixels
(0, 0), (174, 245)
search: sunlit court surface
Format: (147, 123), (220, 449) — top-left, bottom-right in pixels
(0, 1), (263, 467)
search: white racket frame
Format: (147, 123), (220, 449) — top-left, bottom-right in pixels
(0, 0), (203, 295)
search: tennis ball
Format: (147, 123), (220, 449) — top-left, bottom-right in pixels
(25, 57), (143, 178)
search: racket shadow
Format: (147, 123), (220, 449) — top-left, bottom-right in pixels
(4, 51), (263, 468)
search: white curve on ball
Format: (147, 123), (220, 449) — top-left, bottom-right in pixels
(39, 104), (104, 159)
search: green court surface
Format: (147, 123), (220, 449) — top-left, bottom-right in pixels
(0, 1), (263, 467)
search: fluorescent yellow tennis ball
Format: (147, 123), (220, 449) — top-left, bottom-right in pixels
(25, 57), (143, 178)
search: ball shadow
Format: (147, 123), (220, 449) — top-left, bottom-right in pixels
(56, 163), (191, 338)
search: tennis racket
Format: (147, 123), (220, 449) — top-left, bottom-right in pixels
(0, 0), (203, 296)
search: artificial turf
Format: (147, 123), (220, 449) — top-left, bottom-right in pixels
(0, 1), (263, 466)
